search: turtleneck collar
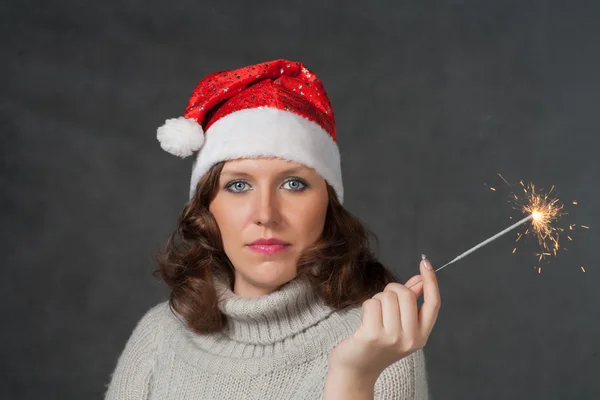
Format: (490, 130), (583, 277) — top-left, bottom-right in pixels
(213, 274), (335, 345)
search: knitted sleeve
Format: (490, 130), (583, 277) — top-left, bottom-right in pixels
(104, 302), (166, 400)
(374, 349), (429, 400)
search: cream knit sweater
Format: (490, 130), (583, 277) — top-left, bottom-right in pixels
(104, 275), (429, 399)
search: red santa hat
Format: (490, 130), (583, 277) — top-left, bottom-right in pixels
(156, 59), (344, 203)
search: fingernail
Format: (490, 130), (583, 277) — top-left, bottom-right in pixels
(421, 254), (431, 270)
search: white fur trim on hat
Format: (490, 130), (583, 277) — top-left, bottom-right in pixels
(188, 107), (344, 203)
(157, 117), (205, 158)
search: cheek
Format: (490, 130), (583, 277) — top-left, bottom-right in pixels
(293, 199), (328, 243)
(210, 200), (244, 246)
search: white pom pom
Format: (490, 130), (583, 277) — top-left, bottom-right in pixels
(156, 117), (205, 158)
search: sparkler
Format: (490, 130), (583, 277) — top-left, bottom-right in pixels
(408, 177), (569, 289)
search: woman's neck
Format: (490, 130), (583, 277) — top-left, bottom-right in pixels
(213, 274), (335, 344)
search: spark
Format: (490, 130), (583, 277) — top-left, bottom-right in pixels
(514, 182), (564, 258)
(572, 200), (578, 205)
(484, 183), (497, 192)
(581, 225), (590, 229)
(581, 266), (586, 272)
(498, 173), (511, 187)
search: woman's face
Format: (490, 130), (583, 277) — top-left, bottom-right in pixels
(209, 158), (329, 297)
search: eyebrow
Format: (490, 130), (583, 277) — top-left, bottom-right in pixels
(220, 167), (307, 178)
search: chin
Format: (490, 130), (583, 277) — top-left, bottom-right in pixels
(246, 261), (297, 286)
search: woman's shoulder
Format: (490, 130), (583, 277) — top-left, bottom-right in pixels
(116, 300), (186, 358)
(137, 300), (171, 325)
(129, 300), (180, 341)
(105, 301), (178, 398)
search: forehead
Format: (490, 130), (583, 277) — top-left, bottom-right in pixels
(220, 158), (314, 175)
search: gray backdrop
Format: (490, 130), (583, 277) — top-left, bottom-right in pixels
(2, 0), (599, 399)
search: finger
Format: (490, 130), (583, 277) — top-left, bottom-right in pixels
(383, 283), (419, 339)
(404, 274), (424, 298)
(373, 291), (402, 333)
(361, 298), (384, 332)
(419, 254), (441, 338)
(404, 274), (423, 287)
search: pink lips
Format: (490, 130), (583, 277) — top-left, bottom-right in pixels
(247, 238), (290, 254)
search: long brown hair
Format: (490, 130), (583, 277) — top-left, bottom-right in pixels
(154, 161), (400, 334)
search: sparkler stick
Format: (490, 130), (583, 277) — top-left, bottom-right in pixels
(406, 176), (573, 289)
(404, 177), (588, 289)
(407, 214), (534, 289)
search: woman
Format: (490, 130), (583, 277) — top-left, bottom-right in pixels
(105, 59), (441, 399)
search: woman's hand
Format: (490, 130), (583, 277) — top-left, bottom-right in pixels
(328, 255), (441, 382)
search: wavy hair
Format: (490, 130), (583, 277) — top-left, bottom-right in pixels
(154, 161), (400, 334)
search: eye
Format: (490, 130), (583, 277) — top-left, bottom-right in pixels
(282, 178), (308, 191)
(225, 180), (251, 193)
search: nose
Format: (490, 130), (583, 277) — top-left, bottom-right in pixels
(254, 187), (282, 227)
